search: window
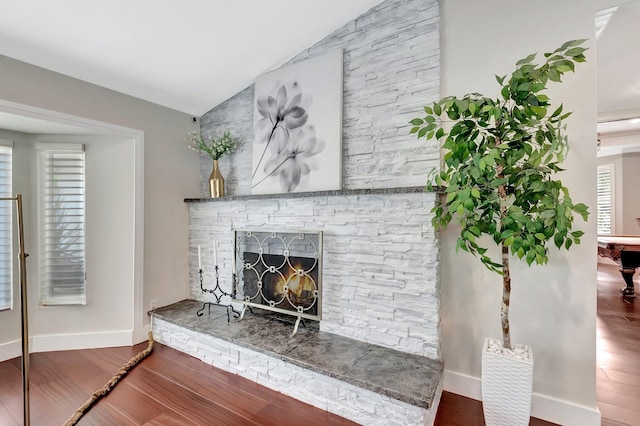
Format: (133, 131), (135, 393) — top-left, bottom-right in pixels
(597, 164), (614, 235)
(37, 144), (86, 305)
(0, 141), (12, 311)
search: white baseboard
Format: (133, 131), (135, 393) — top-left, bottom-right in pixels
(31, 330), (134, 353)
(0, 339), (21, 362)
(0, 330), (134, 361)
(443, 369), (601, 426)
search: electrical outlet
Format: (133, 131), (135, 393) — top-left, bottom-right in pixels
(150, 299), (157, 311)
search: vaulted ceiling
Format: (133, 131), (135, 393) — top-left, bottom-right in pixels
(0, 0), (384, 116)
(0, 0), (639, 135)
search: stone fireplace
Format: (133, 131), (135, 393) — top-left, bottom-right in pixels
(188, 188), (439, 358)
(164, 0), (444, 423)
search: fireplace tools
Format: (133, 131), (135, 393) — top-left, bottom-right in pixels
(196, 265), (241, 323)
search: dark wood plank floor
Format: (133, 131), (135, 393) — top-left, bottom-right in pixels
(433, 391), (556, 425)
(597, 263), (640, 426)
(0, 343), (359, 425)
(0, 263), (636, 425)
(0, 345), (556, 426)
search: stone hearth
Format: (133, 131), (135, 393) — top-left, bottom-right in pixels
(152, 300), (443, 426)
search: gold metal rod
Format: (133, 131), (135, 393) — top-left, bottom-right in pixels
(1, 195), (30, 426)
(17, 195), (29, 426)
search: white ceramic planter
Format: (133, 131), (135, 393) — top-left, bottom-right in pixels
(481, 337), (534, 426)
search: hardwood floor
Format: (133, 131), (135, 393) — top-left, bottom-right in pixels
(0, 345), (556, 426)
(0, 264), (636, 425)
(0, 343), (358, 425)
(433, 391), (556, 425)
(597, 263), (640, 426)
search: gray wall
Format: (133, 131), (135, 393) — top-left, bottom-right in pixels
(440, 0), (607, 422)
(0, 54), (200, 348)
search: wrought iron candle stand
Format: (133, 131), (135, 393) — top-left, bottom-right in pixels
(196, 266), (240, 324)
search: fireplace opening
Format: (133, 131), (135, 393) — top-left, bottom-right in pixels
(242, 252), (319, 316)
(234, 230), (322, 323)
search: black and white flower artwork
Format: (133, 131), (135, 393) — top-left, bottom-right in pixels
(252, 49), (343, 194)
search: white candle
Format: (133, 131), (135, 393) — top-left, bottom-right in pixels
(213, 240), (218, 266)
(197, 244), (202, 270)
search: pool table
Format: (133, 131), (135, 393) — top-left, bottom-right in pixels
(598, 236), (640, 297)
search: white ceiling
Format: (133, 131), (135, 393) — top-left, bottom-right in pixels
(0, 0), (384, 116)
(596, 0), (640, 118)
(0, 0), (639, 137)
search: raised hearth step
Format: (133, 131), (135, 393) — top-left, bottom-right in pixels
(152, 299), (443, 425)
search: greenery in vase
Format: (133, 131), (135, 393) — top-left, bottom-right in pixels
(410, 40), (590, 350)
(188, 130), (236, 160)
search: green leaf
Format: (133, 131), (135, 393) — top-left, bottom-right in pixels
(554, 233), (563, 248)
(500, 229), (515, 240)
(424, 106), (433, 114)
(550, 104), (563, 118)
(410, 118), (424, 126)
(526, 251), (536, 265)
(501, 86), (509, 100)
(417, 127), (428, 138)
(410, 126), (420, 134)
(436, 128), (445, 139)
(566, 47), (587, 57)
(516, 53), (537, 66)
(556, 64), (573, 73)
(434, 103), (442, 115)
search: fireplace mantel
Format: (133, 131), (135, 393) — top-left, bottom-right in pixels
(184, 185), (435, 203)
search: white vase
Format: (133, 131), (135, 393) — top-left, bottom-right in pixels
(481, 337), (534, 426)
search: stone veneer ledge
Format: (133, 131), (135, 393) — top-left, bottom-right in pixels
(152, 301), (443, 426)
(184, 186), (429, 203)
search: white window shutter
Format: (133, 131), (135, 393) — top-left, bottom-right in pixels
(0, 144), (12, 311)
(37, 145), (86, 305)
(597, 165), (614, 235)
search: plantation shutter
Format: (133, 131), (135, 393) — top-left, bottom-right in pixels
(37, 144), (86, 305)
(597, 165), (614, 235)
(0, 142), (12, 311)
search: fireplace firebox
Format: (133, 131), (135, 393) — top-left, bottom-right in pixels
(233, 230), (322, 334)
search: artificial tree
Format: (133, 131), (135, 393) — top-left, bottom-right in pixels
(411, 40), (590, 350)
